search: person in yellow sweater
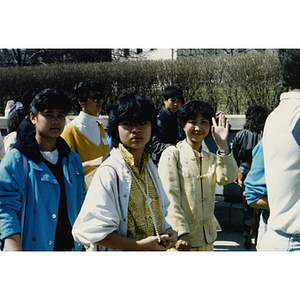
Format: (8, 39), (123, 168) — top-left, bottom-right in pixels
(158, 100), (238, 251)
(61, 80), (109, 187)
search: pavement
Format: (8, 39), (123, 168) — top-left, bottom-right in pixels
(214, 229), (257, 251)
(213, 199), (258, 251)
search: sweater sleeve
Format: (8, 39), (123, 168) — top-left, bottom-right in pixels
(215, 152), (239, 186)
(0, 149), (26, 240)
(243, 140), (267, 205)
(158, 146), (190, 237)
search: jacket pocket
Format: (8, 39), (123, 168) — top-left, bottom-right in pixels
(203, 217), (217, 244)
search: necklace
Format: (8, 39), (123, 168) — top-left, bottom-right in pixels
(124, 161), (161, 243)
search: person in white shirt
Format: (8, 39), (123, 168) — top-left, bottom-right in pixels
(261, 49), (300, 251)
(61, 80), (109, 188)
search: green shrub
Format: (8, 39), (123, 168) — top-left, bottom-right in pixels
(0, 50), (281, 115)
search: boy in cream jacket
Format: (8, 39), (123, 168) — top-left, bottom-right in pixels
(158, 100), (238, 251)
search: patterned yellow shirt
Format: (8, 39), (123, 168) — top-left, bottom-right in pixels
(118, 144), (163, 240)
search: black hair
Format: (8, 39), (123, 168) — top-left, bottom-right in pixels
(73, 79), (104, 113)
(244, 104), (269, 132)
(162, 84), (184, 102)
(21, 90), (37, 114)
(178, 99), (215, 127)
(278, 49), (300, 90)
(30, 88), (72, 116)
(107, 91), (158, 149)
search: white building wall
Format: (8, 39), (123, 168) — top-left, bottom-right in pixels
(144, 48), (177, 60)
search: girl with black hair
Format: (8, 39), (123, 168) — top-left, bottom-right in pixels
(72, 92), (177, 251)
(0, 89), (86, 251)
(158, 99), (238, 251)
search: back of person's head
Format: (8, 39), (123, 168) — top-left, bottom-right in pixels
(244, 104), (269, 132)
(178, 99), (215, 127)
(162, 84), (184, 102)
(275, 81), (290, 107)
(278, 49), (300, 90)
(107, 91), (158, 148)
(7, 107), (26, 134)
(21, 90), (37, 115)
(30, 89), (72, 116)
(73, 79), (104, 113)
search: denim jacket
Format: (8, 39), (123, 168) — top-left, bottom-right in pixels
(0, 136), (86, 251)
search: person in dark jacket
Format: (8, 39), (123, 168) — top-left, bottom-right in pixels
(16, 90), (37, 139)
(232, 104), (268, 249)
(150, 84), (185, 164)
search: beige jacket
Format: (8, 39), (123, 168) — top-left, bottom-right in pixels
(158, 140), (238, 247)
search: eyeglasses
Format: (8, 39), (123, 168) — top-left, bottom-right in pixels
(89, 94), (104, 102)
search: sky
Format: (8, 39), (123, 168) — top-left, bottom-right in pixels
(1, 1), (297, 49)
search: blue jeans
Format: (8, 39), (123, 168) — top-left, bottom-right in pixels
(256, 210), (269, 251)
(259, 227), (300, 251)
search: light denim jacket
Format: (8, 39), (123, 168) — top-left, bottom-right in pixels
(72, 147), (171, 250)
(0, 148), (86, 251)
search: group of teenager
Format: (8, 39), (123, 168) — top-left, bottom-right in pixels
(0, 77), (240, 251)
(2, 49), (300, 252)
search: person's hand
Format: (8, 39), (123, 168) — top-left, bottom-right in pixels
(215, 111), (224, 120)
(83, 156), (104, 173)
(211, 112), (229, 151)
(175, 234), (191, 251)
(159, 228), (177, 250)
(91, 156), (104, 168)
(137, 235), (168, 251)
(5, 234), (22, 251)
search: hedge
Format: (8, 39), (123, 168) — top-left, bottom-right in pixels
(0, 50), (281, 115)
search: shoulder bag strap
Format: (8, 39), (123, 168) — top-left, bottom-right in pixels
(101, 164), (119, 189)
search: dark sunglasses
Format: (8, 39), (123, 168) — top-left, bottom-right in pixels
(89, 94), (104, 102)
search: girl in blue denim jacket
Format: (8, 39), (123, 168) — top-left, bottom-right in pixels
(0, 89), (86, 251)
